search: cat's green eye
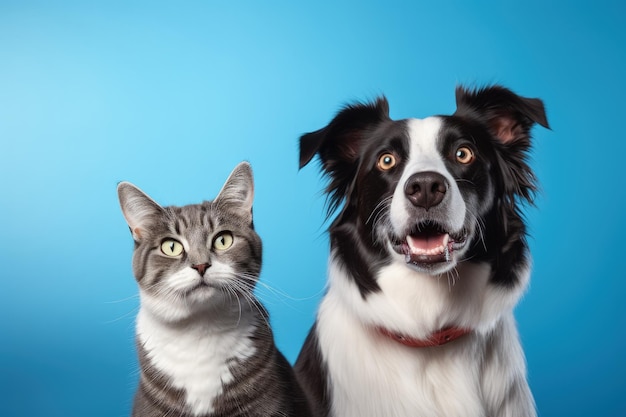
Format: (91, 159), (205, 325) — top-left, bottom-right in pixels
(161, 239), (184, 257)
(213, 232), (234, 251)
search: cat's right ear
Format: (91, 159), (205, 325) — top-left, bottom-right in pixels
(117, 182), (165, 242)
(214, 162), (254, 222)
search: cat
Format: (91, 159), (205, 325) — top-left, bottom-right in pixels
(117, 162), (312, 417)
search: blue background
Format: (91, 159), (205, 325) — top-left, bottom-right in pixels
(1, 1), (624, 416)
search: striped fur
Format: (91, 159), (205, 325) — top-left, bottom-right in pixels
(118, 162), (311, 417)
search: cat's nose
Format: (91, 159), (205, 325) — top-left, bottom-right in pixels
(191, 262), (211, 277)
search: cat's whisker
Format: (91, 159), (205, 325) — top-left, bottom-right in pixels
(223, 283), (244, 328)
(103, 304), (141, 325)
(232, 272), (324, 308)
(104, 293), (140, 304)
(225, 279), (272, 330)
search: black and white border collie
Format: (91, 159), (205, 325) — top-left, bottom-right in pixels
(295, 85), (549, 417)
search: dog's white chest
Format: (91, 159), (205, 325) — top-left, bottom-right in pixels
(317, 293), (484, 417)
(137, 310), (256, 416)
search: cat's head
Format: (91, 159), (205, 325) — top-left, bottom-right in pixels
(118, 162), (262, 322)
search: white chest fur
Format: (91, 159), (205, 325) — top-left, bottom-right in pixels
(317, 290), (483, 417)
(136, 309), (257, 416)
(315, 258), (535, 417)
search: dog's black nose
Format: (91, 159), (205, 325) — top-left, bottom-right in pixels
(404, 172), (447, 210)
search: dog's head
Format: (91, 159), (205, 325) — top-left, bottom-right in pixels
(300, 86), (549, 291)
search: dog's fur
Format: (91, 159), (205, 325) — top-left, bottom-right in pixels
(295, 86), (549, 417)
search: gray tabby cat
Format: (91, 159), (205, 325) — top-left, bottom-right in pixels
(117, 162), (312, 417)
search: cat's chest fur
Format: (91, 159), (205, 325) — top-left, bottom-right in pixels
(137, 308), (257, 416)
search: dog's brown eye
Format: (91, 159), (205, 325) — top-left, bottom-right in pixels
(377, 153), (397, 171)
(455, 147), (475, 164)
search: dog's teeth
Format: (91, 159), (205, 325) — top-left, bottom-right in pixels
(443, 234), (450, 261)
(404, 233), (452, 261)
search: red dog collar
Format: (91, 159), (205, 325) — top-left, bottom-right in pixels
(378, 326), (472, 348)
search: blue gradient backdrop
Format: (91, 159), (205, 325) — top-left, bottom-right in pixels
(1, 1), (624, 416)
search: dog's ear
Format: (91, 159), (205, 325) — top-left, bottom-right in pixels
(455, 86), (550, 241)
(454, 85), (549, 144)
(299, 97), (390, 213)
(299, 97), (390, 168)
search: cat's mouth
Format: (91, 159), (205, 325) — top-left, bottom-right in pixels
(185, 281), (216, 295)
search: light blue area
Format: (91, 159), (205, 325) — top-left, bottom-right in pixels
(1, 1), (624, 416)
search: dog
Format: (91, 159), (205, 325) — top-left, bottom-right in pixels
(294, 85), (549, 417)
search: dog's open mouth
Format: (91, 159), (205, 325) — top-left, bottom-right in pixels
(392, 222), (467, 265)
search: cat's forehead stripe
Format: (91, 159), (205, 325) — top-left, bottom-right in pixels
(167, 204), (224, 242)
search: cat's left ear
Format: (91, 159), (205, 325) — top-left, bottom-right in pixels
(117, 182), (165, 242)
(214, 162), (255, 222)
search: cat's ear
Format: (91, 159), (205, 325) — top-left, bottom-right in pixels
(117, 182), (165, 242)
(214, 162), (254, 221)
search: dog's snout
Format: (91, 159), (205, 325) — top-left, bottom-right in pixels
(404, 172), (448, 210)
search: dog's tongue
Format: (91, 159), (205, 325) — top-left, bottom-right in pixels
(406, 233), (450, 257)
